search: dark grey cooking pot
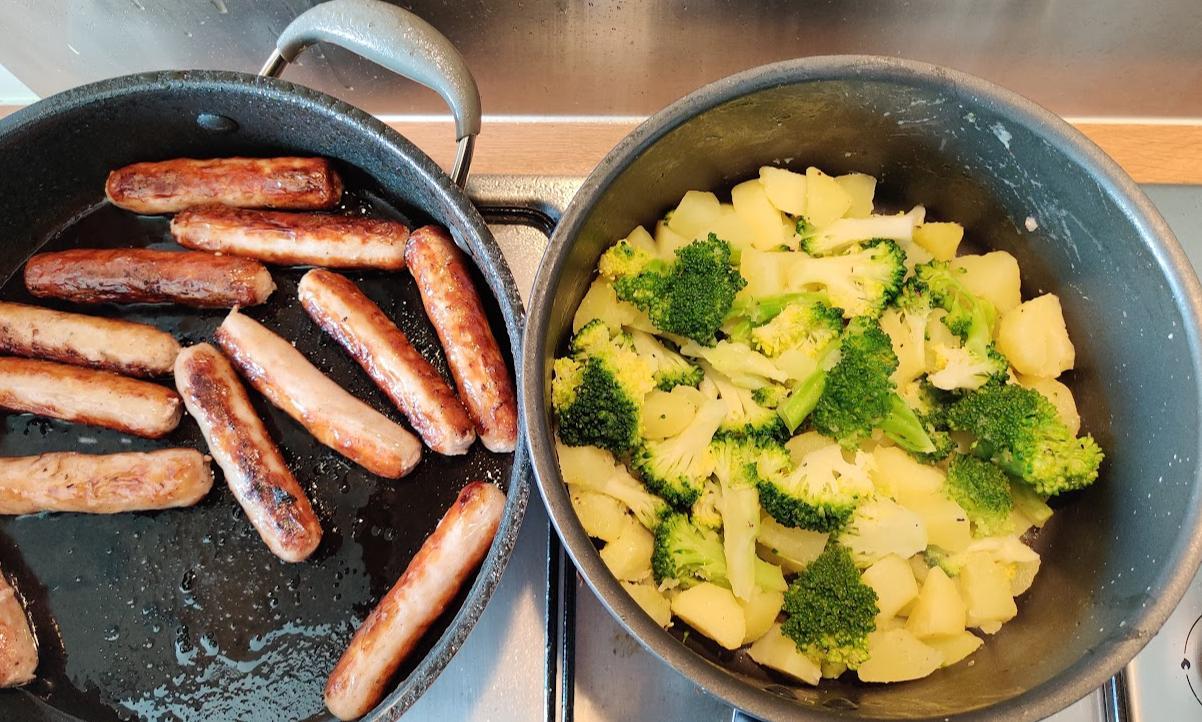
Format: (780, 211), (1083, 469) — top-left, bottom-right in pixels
(523, 56), (1202, 720)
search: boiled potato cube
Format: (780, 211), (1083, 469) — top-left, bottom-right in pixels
(857, 629), (943, 683)
(741, 587), (785, 644)
(861, 554), (920, 621)
(739, 248), (790, 297)
(835, 173), (876, 218)
(671, 582), (747, 650)
(1018, 374), (1081, 435)
(732, 179), (786, 250)
(557, 441), (617, 486)
(668, 191), (722, 240)
(924, 631), (983, 667)
(871, 446), (946, 503)
(913, 222), (964, 261)
(950, 251), (1021, 316)
(978, 620), (1003, 635)
(748, 623), (822, 684)
(880, 307), (926, 385)
(624, 224), (657, 254)
(909, 554), (931, 585)
(786, 430), (835, 465)
(707, 204), (760, 250)
(759, 166), (808, 215)
(906, 493), (972, 553)
(758, 516), (829, 573)
(959, 555), (1018, 628)
(642, 387), (700, 439)
(1011, 481), (1053, 528)
(570, 490), (629, 543)
(655, 220), (691, 258)
(572, 279), (650, 334)
(805, 167), (852, 228)
(622, 581), (673, 628)
(1010, 555), (1042, 596)
(906, 567), (967, 638)
(600, 519), (654, 582)
(997, 294), (1076, 378)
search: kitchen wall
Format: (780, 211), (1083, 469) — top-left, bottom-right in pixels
(1, 0), (1200, 119)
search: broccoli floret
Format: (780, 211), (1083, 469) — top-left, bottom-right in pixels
(755, 443), (874, 533)
(913, 261), (1008, 391)
(552, 320), (655, 453)
(781, 543), (879, 669)
(711, 435), (765, 601)
(811, 316), (940, 455)
(707, 368), (788, 443)
(632, 398), (728, 507)
(749, 298), (844, 358)
(628, 329), (703, 391)
(947, 383), (1104, 496)
(752, 384), (789, 409)
(945, 454), (1014, 537)
(790, 239), (906, 318)
(652, 511), (786, 592)
(608, 234), (747, 345)
(775, 342), (841, 434)
(681, 340), (789, 390)
(691, 479), (723, 531)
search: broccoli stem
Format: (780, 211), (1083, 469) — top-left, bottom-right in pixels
(778, 370), (826, 433)
(879, 394), (937, 454)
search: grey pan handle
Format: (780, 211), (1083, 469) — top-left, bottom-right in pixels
(260, 0), (480, 186)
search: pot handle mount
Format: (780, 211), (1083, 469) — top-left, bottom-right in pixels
(260, 0), (481, 187)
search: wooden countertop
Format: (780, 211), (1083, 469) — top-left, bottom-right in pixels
(386, 119), (1202, 186)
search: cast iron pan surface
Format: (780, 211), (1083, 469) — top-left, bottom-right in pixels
(0, 72), (528, 722)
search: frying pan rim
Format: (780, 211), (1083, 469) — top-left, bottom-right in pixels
(0, 68), (531, 722)
(523, 54), (1202, 721)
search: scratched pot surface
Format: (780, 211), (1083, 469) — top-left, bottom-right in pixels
(0, 187), (514, 722)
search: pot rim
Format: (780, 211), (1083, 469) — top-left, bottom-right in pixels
(523, 54), (1202, 721)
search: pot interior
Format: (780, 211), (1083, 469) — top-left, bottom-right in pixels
(538, 69), (1202, 719)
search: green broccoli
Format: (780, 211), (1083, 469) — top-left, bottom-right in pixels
(748, 297), (844, 358)
(913, 261), (1009, 391)
(945, 454), (1014, 537)
(552, 320), (655, 453)
(604, 233), (746, 345)
(755, 442), (874, 533)
(752, 384), (789, 409)
(947, 383), (1104, 496)
(711, 435), (768, 601)
(628, 329), (703, 390)
(811, 316), (940, 455)
(790, 239), (906, 318)
(775, 342), (841, 434)
(651, 511), (786, 592)
(691, 479), (723, 531)
(781, 543), (879, 669)
(681, 340), (789, 390)
(707, 369), (788, 443)
(632, 398), (728, 508)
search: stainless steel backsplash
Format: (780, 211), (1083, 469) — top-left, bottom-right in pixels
(1, 0), (1201, 118)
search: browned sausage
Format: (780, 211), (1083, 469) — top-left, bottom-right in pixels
(324, 481), (505, 720)
(298, 269), (476, 456)
(171, 206), (409, 270)
(174, 344), (322, 562)
(404, 227), (518, 453)
(0, 357), (181, 438)
(215, 309), (422, 478)
(0, 301), (180, 377)
(24, 249), (275, 308)
(106, 157), (342, 214)
(0, 449), (212, 515)
(0, 571), (36, 687)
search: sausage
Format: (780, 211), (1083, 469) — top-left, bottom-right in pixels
(24, 249), (275, 308)
(0, 301), (180, 377)
(324, 481), (505, 720)
(105, 157), (342, 214)
(0, 571), (36, 687)
(214, 309), (421, 478)
(0, 449), (212, 515)
(403, 227), (518, 453)
(171, 206), (409, 270)
(174, 344), (322, 562)
(0, 357), (181, 438)
(298, 270), (476, 456)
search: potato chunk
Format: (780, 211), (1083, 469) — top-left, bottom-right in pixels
(913, 222), (964, 261)
(997, 294), (1075, 378)
(857, 629), (943, 683)
(732, 179), (786, 250)
(748, 623), (822, 684)
(805, 167), (852, 227)
(924, 631), (983, 667)
(758, 515), (829, 573)
(600, 518), (654, 582)
(570, 490), (629, 542)
(906, 567), (967, 638)
(835, 173), (877, 218)
(950, 251), (1022, 315)
(906, 493), (972, 553)
(671, 582), (747, 650)
(861, 554), (920, 621)
(759, 166), (808, 215)
(668, 190), (722, 239)
(871, 446), (946, 503)
(740, 587), (786, 644)
(642, 387), (700, 439)
(959, 555), (1018, 629)
(622, 581), (673, 628)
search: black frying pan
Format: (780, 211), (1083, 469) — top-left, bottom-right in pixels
(0, 2), (527, 720)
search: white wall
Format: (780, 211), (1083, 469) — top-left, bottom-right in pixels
(0, 64), (36, 104)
